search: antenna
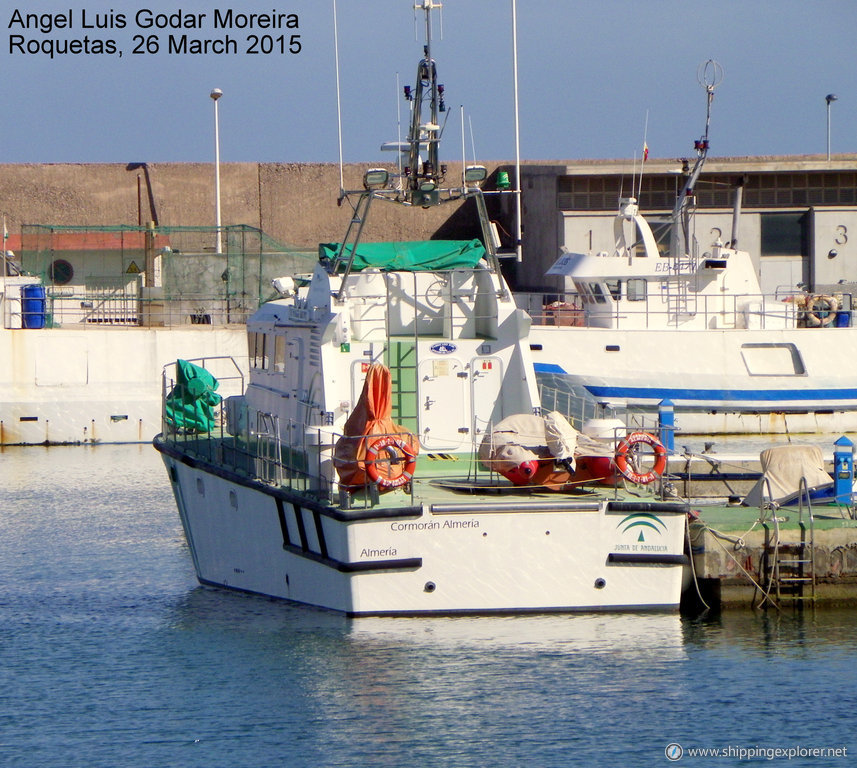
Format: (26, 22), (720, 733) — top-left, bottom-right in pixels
(696, 59), (723, 147)
(396, 72), (403, 187)
(333, 0), (344, 195)
(460, 104), (466, 187)
(511, 0), (522, 262)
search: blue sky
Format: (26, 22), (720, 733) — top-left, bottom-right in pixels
(3, 0), (856, 165)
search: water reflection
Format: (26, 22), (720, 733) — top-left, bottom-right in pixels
(4, 444), (857, 767)
(681, 608), (857, 658)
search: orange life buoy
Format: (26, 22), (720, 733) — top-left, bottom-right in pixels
(365, 435), (417, 489)
(614, 431), (668, 485)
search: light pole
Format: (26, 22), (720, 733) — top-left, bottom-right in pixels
(210, 88), (223, 253)
(826, 93), (838, 162)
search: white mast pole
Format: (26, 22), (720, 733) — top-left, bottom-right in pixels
(511, 0), (522, 262)
(333, 0), (344, 195)
(461, 105), (467, 187)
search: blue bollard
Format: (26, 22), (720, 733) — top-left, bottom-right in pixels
(658, 399), (675, 453)
(833, 436), (854, 505)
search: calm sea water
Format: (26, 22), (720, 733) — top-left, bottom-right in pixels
(2, 444), (856, 767)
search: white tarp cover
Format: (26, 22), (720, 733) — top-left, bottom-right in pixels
(478, 411), (609, 474)
(743, 444), (832, 506)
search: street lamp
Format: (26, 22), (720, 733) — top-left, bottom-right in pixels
(826, 93), (838, 162)
(210, 88), (223, 253)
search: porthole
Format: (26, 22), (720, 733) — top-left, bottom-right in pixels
(49, 259), (74, 286)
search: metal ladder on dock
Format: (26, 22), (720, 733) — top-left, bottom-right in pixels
(760, 477), (816, 607)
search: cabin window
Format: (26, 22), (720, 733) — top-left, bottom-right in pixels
(260, 334), (271, 370)
(606, 280), (622, 300)
(250, 332), (268, 369)
(247, 332), (257, 366)
(589, 283), (607, 303)
(274, 335), (286, 372)
(627, 278), (647, 302)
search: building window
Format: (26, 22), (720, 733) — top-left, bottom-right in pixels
(760, 213), (808, 257)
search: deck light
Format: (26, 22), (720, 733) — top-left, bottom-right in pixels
(465, 165), (488, 184)
(363, 168), (389, 189)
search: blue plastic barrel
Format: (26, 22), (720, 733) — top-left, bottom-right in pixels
(21, 284), (46, 329)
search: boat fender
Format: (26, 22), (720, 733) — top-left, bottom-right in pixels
(500, 459), (540, 486)
(614, 432), (667, 485)
(365, 435), (417, 489)
(805, 295), (839, 327)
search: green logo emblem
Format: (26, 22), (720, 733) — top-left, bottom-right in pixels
(617, 513), (666, 542)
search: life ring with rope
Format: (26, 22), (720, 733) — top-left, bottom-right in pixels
(614, 431), (668, 485)
(805, 295), (839, 327)
(365, 435), (417, 489)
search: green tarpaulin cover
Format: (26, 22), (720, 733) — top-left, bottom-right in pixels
(164, 359), (222, 433)
(319, 239), (486, 272)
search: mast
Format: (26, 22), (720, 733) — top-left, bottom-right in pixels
(333, 0), (502, 291)
(405, 0), (445, 206)
(670, 60), (723, 260)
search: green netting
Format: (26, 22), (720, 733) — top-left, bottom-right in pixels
(17, 224), (317, 326)
(320, 239), (486, 272)
(164, 359), (222, 433)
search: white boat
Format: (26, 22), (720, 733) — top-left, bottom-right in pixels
(529, 68), (857, 436)
(153, 1), (688, 616)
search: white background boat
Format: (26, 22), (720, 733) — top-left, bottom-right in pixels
(529, 68), (857, 435)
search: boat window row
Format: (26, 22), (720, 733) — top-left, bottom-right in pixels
(248, 331), (287, 372)
(577, 279), (647, 304)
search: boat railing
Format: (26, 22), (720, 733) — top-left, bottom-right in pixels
(159, 367), (422, 508)
(538, 382), (660, 434)
(524, 290), (853, 330)
(13, 286), (258, 329)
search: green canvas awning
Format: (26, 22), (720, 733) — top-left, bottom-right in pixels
(320, 239), (486, 272)
(164, 359), (222, 433)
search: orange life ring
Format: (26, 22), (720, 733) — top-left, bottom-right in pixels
(365, 435), (417, 489)
(614, 431), (667, 485)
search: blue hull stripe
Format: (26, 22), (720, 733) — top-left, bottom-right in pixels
(585, 385), (857, 403)
(533, 365), (857, 403)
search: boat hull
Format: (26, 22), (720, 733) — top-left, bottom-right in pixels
(157, 438), (687, 616)
(531, 325), (857, 434)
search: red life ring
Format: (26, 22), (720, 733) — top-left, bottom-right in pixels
(614, 432), (667, 485)
(365, 435), (417, 489)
